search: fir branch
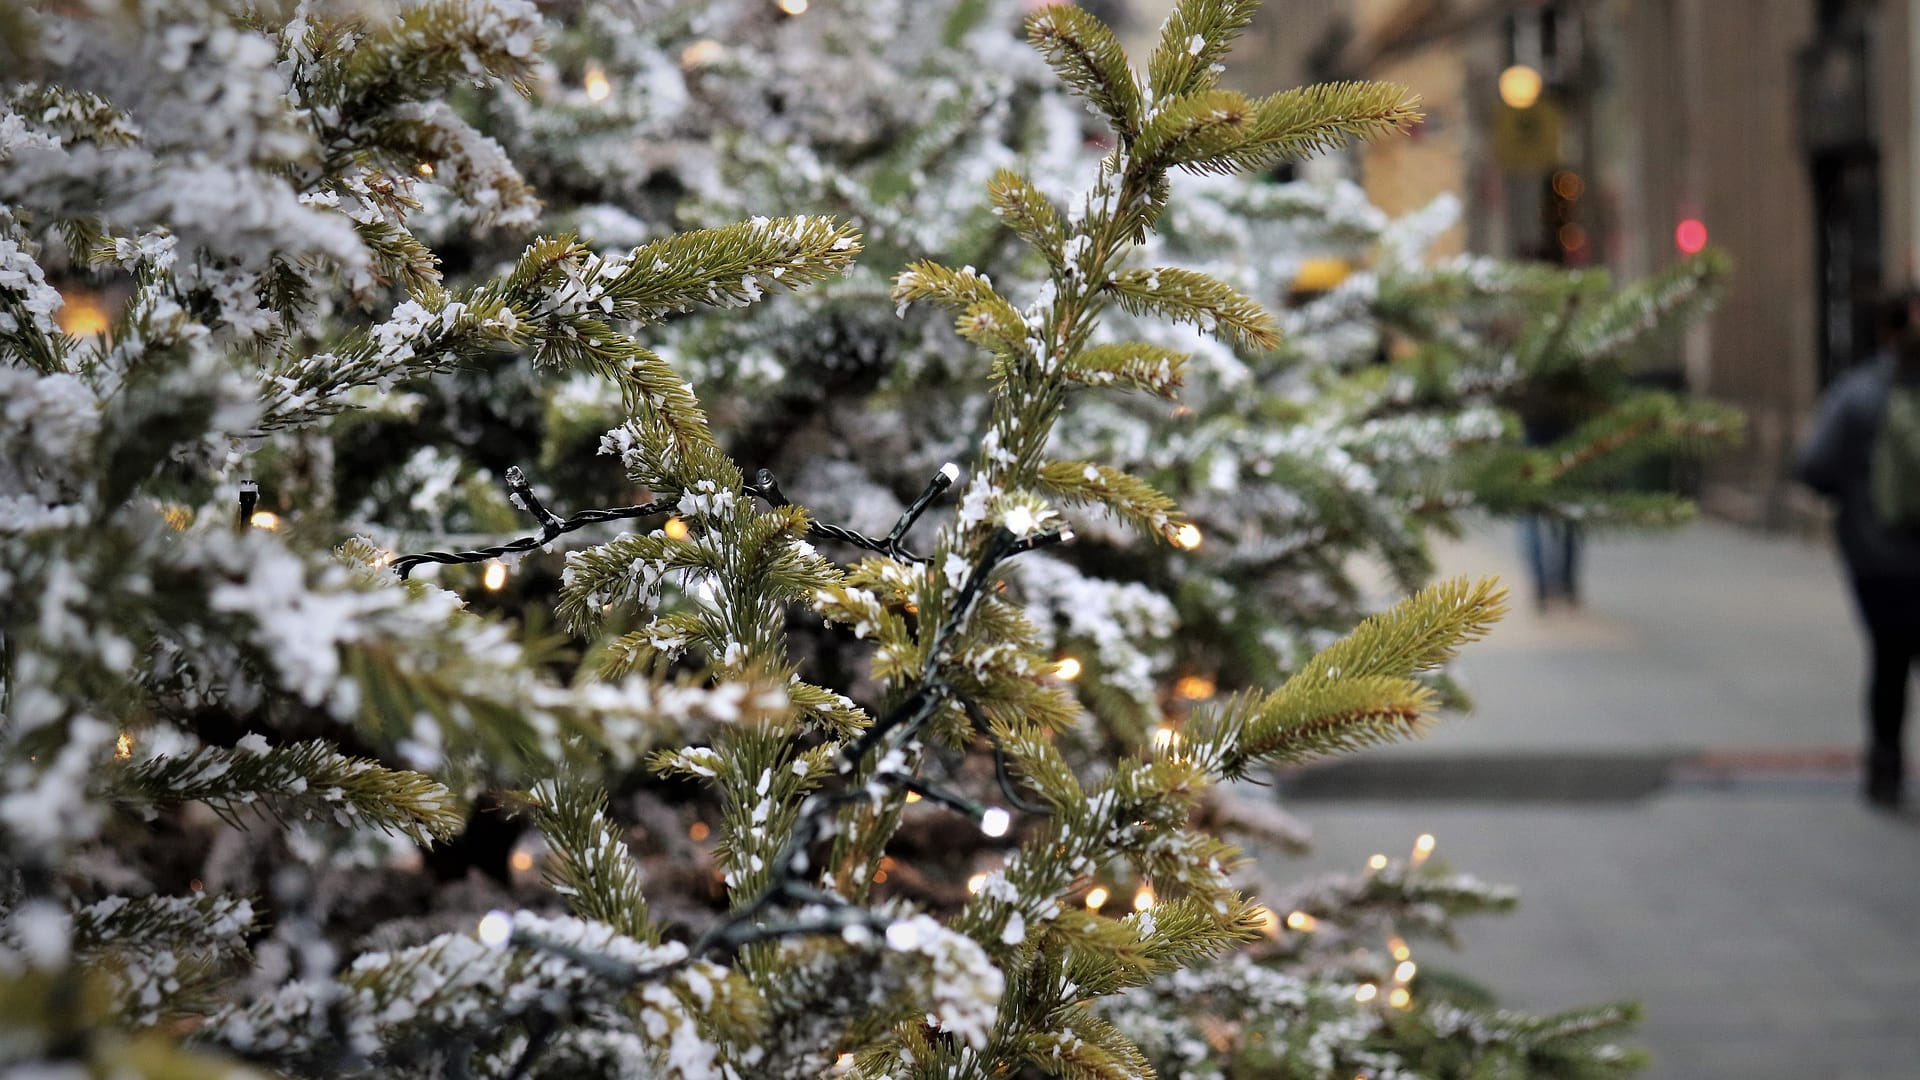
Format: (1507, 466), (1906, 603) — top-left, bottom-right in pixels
(1145, 0), (1262, 101)
(1026, 5), (1143, 138)
(1107, 266), (1281, 351)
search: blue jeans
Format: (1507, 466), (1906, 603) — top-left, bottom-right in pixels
(1521, 517), (1581, 603)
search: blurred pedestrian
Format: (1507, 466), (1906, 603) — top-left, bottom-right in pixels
(1518, 372), (1589, 611)
(1797, 291), (1920, 809)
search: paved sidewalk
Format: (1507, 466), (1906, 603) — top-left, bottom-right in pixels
(1268, 519), (1920, 1079)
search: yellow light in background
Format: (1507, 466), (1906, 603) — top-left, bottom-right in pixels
(160, 505), (192, 531)
(1053, 656), (1082, 681)
(583, 62), (611, 102)
(1174, 674), (1216, 700)
(833, 1054), (856, 1075)
(904, 790), (921, 804)
(1254, 906), (1280, 938)
(56, 291), (111, 338)
(681, 39), (725, 69)
(1285, 910), (1317, 932)
(1171, 522), (1203, 550)
(249, 511), (281, 531)
(1084, 886), (1109, 911)
(688, 821), (710, 842)
(509, 851), (535, 872)
(1133, 883), (1155, 912)
(663, 517), (690, 540)
(1498, 64), (1543, 109)
(1389, 987), (1412, 1009)
(967, 872), (988, 895)
(776, 0), (809, 13)
(482, 561), (508, 591)
(1393, 959), (1417, 983)
(1354, 983), (1379, 1004)
(1367, 853), (1389, 871)
(416, 161), (435, 177)
(114, 732), (133, 761)
(1389, 936), (1411, 962)
(1291, 256), (1352, 293)
(1151, 725), (1179, 754)
(1411, 833), (1436, 866)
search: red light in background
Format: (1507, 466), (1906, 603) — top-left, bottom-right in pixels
(1675, 218), (1709, 255)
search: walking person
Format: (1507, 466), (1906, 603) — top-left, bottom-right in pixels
(1797, 292), (1920, 809)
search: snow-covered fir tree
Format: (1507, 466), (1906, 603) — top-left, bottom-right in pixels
(0, 1), (1730, 1077)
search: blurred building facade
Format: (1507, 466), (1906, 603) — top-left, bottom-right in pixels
(1125, 0), (1920, 526)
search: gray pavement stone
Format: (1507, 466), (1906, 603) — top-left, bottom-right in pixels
(1261, 521), (1920, 1079)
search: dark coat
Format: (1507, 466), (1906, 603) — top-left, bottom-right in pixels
(1797, 354), (1920, 583)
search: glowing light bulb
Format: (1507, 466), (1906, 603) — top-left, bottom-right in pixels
(56, 291), (111, 338)
(979, 806), (1011, 838)
(1151, 725), (1179, 754)
(663, 517), (690, 540)
(1174, 674), (1216, 700)
(1084, 886), (1109, 911)
(510, 851), (535, 872)
(416, 161), (435, 177)
(249, 511), (280, 531)
(688, 821), (710, 841)
(1133, 884), (1155, 912)
(477, 911), (513, 949)
(1254, 906), (1280, 938)
(885, 920), (921, 950)
(904, 791), (921, 804)
(1286, 910), (1317, 932)
(1411, 833), (1435, 866)
(1498, 64), (1543, 109)
(1354, 982), (1379, 1003)
(1676, 218), (1709, 255)
(1394, 960), (1417, 983)
(1389, 936), (1410, 962)
(482, 561), (508, 591)
(776, 0), (809, 13)
(1389, 987), (1412, 1009)
(1367, 853), (1389, 871)
(833, 1054), (856, 1074)
(680, 39), (725, 69)
(583, 62), (611, 101)
(114, 732), (133, 761)
(1053, 657), (1082, 681)
(967, 872), (988, 895)
(1171, 522), (1203, 550)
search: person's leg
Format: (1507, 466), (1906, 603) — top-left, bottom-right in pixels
(1865, 623), (1908, 805)
(1521, 517), (1552, 608)
(1561, 523), (1582, 606)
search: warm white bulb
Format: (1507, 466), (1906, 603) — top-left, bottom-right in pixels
(249, 510), (280, 531)
(1151, 725), (1177, 753)
(1133, 884), (1155, 912)
(1286, 910), (1317, 932)
(1172, 522), (1202, 550)
(939, 462), (961, 484)
(483, 561), (508, 591)
(1367, 853), (1388, 871)
(583, 62), (611, 102)
(884, 921), (921, 950)
(776, 0), (809, 13)
(1053, 657), (1082, 681)
(967, 872), (988, 895)
(1084, 886), (1109, 911)
(1394, 959), (1417, 983)
(1498, 64), (1543, 109)
(979, 806), (1011, 838)
(477, 910), (513, 949)
(1354, 982), (1379, 1003)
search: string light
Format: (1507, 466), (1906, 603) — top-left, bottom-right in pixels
(833, 1054), (856, 1075)
(776, 0), (809, 13)
(1052, 656), (1082, 681)
(1411, 833), (1435, 866)
(1150, 724), (1180, 754)
(1173, 674), (1216, 700)
(967, 872), (988, 895)
(663, 517), (690, 540)
(1254, 905), (1281, 938)
(477, 911), (513, 949)
(688, 821), (710, 841)
(1286, 910), (1317, 932)
(1393, 959), (1417, 983)
(248, 511), (281, 531)
(1171, 522), (1203, 550)
(903, 791), (921, 804)
(1084, 886), (1108, 911)
(1354, 982), (1379, 1003)
(160, 505), (192, 530)
(56, 291), (111, 338)
(1498, 64), (1543, 109)
(482, 560), (508, 591)
(1367, 853), (1388, 871)
(979, 806), (1011, 838)
(680, 39), (725, 69)
(884, 921), (921, 950)
(510, 851), (535, 873)
(583, 62), (611, 101)
(114, 732), (133, 761)
(416, 161), (435, 177)
(1389, 987), (1412, 1009)
(1389, 936), (1410, 962)
(1132, 883), (1155, 912)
